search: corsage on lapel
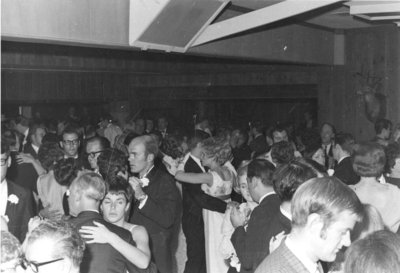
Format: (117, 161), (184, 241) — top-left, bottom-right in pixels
(7, 194), (19, 204)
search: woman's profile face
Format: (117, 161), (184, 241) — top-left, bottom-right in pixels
(239, 174), (253, 202)
(101, 193), (129, 224)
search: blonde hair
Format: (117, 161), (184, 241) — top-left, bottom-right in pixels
(201, 137), (232, 166)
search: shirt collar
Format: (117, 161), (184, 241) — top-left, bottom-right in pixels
(280, 205), (292, 221)
(64, 155), (78, 159)
(338, 155), (349, 164)
(285, 236), (320, 273)
(259, 191), (275, 204)
(32, 144), (40, 154)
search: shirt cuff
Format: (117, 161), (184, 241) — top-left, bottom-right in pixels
(138, 195), (149, 209)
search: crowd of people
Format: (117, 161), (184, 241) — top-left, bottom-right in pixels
(2, 107), (400, 273)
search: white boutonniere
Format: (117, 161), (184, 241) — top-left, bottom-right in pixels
(2, 215), (9, 223)
(8, 194), (19, 204)
(140, 178), (150, 187)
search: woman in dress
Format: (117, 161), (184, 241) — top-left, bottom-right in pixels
(174, 137), (236, 273)
(351, 142), (400, 232)
(79, 177), (153, 270)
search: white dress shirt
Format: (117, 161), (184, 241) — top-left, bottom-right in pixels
(0, 181), (8, 216)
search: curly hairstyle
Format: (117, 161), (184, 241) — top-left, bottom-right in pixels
(106, 176), (133, 202)
(201, 137), (232, 166)
(384, 142), (400, 174)
(53, 158), (80, 187)
(273, 158), (321, 202)
(271, 141), (295, 166)
(353, 142), (386, 177)
(161, 135), (184, 160)
(97, 148), (128, 185)
(38, 142), (64, 171)
(26, 220), (85, 268)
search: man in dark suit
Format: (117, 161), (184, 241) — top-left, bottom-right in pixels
(320, 122), (336, 170)
(255, 177), (363, 273)
(230, 159), (280, 273)
(267, 158), (323, 255)
(333, 133), (359, 185)
(0, 141), (35, 242)
(68, 171), (143, 273)
(23, 123), (46, 158)
(128, 135), (181, 273)
(181, 134), (228, 273)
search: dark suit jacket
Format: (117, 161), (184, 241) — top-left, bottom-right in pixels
(264, 209), (291, 252)
(23, 143), (38, 159)
(129, 166), (181, 273)
(334, 156), (359, 185)
(7, 151), (39, 194)
(254, 240), (310, 273)
(69, 211), (147, 273)
(182, 156), (227, 217)
(231, 193), (281, 273)
(5, 180), (36, 242)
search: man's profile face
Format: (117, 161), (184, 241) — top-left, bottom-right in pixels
(128, 140), (150, 174)
(60, 133), (79, 158)
(272, 130), (288, 144)
(316, 210), (358, 262)
(1, 153), (11, 183)
(33, 128), (46, 147)
(67, 183), (80, 217)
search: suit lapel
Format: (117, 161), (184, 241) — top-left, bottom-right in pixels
(5, 182), (17, 219)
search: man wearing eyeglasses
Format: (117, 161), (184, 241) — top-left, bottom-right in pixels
(84, 136), (110, 172)
(60, 127), (80, 160)
(0, 141), (35, 242)
(23, 220), (84, 273)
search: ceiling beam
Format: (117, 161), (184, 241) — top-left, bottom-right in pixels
(191, 0), (345, 46)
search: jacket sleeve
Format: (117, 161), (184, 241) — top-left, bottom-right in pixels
(139, 175), (180, 229)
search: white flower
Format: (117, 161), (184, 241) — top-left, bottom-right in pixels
(2, 215), (9, 223)
(140, 178), (150, 187)
(8, 194), (19, 204)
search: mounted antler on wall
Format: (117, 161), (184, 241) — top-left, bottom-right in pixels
(354, 68), (386, 123)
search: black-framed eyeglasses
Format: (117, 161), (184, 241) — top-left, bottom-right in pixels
(21, 257), (64, 273)
(85, 150), (103, 158)
(62, 139), (79, 146)
(0, 156), (9, 166)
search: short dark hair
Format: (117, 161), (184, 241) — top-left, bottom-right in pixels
(54, 158), (80, 187)
(335, 133), (355, 155)
(247, 159), (275, 187)
(273, 158), (322, 202)
(271, 141), (295, 166)
(353, 142), (386, 177)
(38, 142), (64, 171)
(292, 177), (363, 231)
(188, 133), (208, 151)
(385, 142), (400, 174)
(271, 125), (287, 138)
(86, 136), (110, 151)
(26, 220), (85, 268)
(374, 119), (392, 135)
(161, 135), (184, 160)
(97, 148), (127, 185)
(344, 230), (400, 273)
(106, 176), (133, 202)
(61, 126), (80, 139)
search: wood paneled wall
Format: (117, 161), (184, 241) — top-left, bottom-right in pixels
(318, 26), (400, 141)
